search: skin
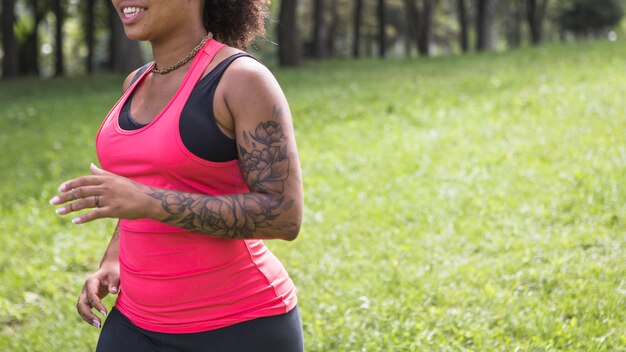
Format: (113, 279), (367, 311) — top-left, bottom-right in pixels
(53, 0), (303, 329)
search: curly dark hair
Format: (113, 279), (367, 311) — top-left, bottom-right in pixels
(203, 0), (270, 49)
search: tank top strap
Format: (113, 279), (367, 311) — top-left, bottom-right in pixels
(205, 52), (258, 82)
(174, 38), (226, 105)
(130, 62), (153, 86)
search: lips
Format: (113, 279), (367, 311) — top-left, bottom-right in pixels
(119, 4), (147, 25)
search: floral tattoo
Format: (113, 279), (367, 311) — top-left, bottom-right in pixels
(146, 108), (295, 239)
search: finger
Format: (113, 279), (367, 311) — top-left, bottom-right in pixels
(90, 163), (114, 176)
(58, 175), (106, 193)
(72, 207), (109, 224)
(88, 291), (109, 318)
(51, 186), (106, 206)
(76, 293), (102, 328)
(57, 196), (101, 216)
(85, 277), (109, 319)
(108, 274), (120, 295)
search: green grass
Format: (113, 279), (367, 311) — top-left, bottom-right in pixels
(1, 40), (625, 351)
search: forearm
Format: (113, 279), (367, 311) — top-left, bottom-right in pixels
(143, 115), (302, 240)
(98, 221), (120, 268)
(144, 187), (300, 240)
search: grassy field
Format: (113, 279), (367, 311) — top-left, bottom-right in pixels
(1, 40), (625, 351)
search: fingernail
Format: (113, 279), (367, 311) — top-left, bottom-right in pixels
(58, 184), (67, 192)
(99, 309), (107, 317)
(92, 319), (101, 329)
(50, 196), (60, 205)
(110, 287), (118, 293)
(56, 207), (66, 215)
(72, 217), (82, 224)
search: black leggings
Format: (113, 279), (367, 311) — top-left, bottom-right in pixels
(96, 306), (304, 352)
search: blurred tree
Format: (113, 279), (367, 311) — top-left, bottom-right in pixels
(327, 1), (339, 56)
(84, 0), (95, 74)
(457, 0), (469, 52)
(19, 0), (50, 76)
(526, 0), (549, 45)
(378, 0), (387, 57)
(312, 0), (327, 58)
(1, 0), (19, 79)
(417, 0), (435, 56)
(353, 0), (364, 57)
(404, 0), (436, 56)
(278, 0), (301, 66)
(53, 0), (64, 76)
(475, 0), (492, 51)
(505, 0), (524, 48)
(0, 0), (18, 79)
(557, 0), (624, 36)
(404, 0), (419, 56)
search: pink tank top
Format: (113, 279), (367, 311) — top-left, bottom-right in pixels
(95, 39), (297, 333)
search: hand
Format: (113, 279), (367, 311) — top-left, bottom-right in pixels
(76, 262), (120, 328)
(50, 163), (154, 224)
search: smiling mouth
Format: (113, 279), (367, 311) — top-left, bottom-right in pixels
(122, 6), (146, 18)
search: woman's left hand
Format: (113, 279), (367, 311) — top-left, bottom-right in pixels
(50, 164), (154, 224)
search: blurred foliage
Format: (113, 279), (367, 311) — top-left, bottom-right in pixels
(557, 0), (625, 35)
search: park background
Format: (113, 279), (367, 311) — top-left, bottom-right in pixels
(1, 0), (625, 350)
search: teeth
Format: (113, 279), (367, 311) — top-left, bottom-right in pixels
(122, 7), (145, 17)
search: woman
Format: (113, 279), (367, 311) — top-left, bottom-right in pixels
(49, 0), (304, 351)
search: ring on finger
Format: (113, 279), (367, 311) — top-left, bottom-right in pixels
(95, 195), (100, 208)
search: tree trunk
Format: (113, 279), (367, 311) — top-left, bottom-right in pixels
(19, 0), (43, 76)
(526, 0), (548, 46)
(85, 0), (96, 74)
(107, 1), (144, 73)
(278, 0), (300, 66)
(312, 0), (326, 59)
(54, 0), (65, 76)
(378, 0), (386, 58)
(457, 0), (469, 52)
(327, 3), (339, 57)
(417, 0), (434, 56)
(403, 0), (419, 57)
(1, 0), (18, 79)
(506, 0), (523, 48)
(475, 0), (491, 51)
(353, 0), (364, 58)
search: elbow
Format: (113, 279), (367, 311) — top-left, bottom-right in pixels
(275, 196), (303, 241)
(279, 210), (302, 241)
(283, 222), (301, 241)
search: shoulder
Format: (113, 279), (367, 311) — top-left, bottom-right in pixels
(224, 55), (273, 84)
(210, 45), (271, 80)
(220, 53), (280, 101)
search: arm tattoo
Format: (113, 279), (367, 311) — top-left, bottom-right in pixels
(147, 108), (296, 239)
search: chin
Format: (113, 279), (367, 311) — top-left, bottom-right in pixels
(123, 27), (151, 42)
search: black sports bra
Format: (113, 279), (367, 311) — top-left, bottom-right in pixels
(119, 52), (255, 162)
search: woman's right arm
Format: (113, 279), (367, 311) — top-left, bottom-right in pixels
(76, 221), (121, 328)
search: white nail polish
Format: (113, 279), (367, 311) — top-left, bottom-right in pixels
(50, 197), (60, 205)
(92, 319), (101, 329)
(100, 309), (107, 317)
(72, 218), (82, 224)
(58, 184), (67, 192)
(56, 207), (66, 215)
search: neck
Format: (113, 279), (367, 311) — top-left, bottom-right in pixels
(150, 27), (208, 71)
